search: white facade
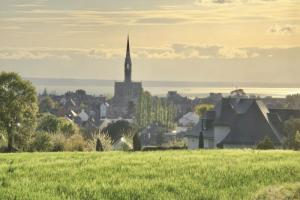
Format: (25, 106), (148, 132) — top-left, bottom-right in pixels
(204, 139), (214, 149)
(79, 109), (89, 122)
(100, 103), (109, 118)
(186, 137), (199, 149)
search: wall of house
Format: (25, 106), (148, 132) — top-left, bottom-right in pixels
(187, 138), (199, 149)
(214, 126), (230, 147)
(204, 139), (214, 149)
(223, 144), (254, 149)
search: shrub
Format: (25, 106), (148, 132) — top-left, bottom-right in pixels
(294, 131), (300, 150)
(257, 136), (275, 150)
(30, 132), (52, 152)
(64, 134), (85, 151)
(37, 114), (79, 136)
(98, 133), (113, 151)
(51, 134), (66, 152)
(96, 138), (103, 151)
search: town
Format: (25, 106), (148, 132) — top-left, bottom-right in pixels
(31, 37), (300, 151)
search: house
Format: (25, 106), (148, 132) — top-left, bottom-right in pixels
(185, 98), (300, 149)
(184, 111), (215, 149)
(112, 137), (132, 151)
(100, 102), (109, 119)
(178, 112), (199, 127)
(139, 123), (167, 146)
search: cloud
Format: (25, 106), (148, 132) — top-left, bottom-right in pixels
(268, 24), (296, 35)
(0, 45), (299, 61)
(195, 0), (278, 5)
(134, 17), (188, 25)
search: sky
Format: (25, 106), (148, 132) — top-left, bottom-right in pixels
(0, 0), (299, 84)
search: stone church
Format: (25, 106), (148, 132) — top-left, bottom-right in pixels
(110, 36), (143, 117)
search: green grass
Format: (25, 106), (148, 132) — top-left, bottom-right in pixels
(0, 150), (299, 200)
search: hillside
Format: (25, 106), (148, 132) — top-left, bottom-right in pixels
(0, 150), (299, 200)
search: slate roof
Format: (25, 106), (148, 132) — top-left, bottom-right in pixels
(219, 100), (284, 146)
(185, 97), (300, 147)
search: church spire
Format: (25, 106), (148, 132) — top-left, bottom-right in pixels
(124, 35), (132, 82)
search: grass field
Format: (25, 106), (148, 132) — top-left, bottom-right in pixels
(0, 150), (299, 200)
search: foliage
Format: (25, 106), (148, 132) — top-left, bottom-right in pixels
(283, 118), (300, 149)
(163, 138), (187, 148)
(37, 114), (79, 136)
(51, 134), (66, 152)
(0, 72), (38, 151)
(0, 150), (300, 200)
(286, 94), (300, 109)
(199, 131), (204, 148)
(64, 134), (86, 151)
(96, 138), (103, 151)
(294, 131), (300, 150)
(256, 136), (275, 150)
(39, 96), (56, 113)
(133, 133), (141, 151)
(194, 104), (214, 117)
(135, 91), (176, 129)
(97, 133), (113, 151)
(29, 131), (52, 152)
(102, 120), (137, 143)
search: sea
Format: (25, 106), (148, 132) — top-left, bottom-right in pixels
(26, 78), (300, 98)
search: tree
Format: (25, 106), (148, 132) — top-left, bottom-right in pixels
(133, 133), (141, 151)
(96, 138), (103, 151)
(256, 136), (275, 150)
(294, 131), (300, 150)
(283, 118), (300, 149)
(194, 104), (214, 118)
(199, 131), (204, 148)
(0, 72), (38, 152)
(102, 120), (136, 143)
(39, 96), (56, 113)
(30, 131), (52, 152)
(37, 114), (79, 136)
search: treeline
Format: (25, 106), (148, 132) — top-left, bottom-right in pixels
(135, 91), (176, 129)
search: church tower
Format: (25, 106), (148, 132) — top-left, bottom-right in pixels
(124, 35), (132, 82)
(112, 35), (143, 118)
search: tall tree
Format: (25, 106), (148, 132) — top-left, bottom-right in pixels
(199, 131), (204, 149)
(133, 133), (141, 151)
(0, 72), (38, 152)
(96, 138), (103, 151)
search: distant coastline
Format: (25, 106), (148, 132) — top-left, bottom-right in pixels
(25, 77), (300, 98)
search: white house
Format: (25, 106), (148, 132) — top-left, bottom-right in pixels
(100, 102), (109, 119)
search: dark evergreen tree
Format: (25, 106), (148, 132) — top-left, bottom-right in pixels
(199, 131), (204, 148)
(133, 133), (141, 151)
(96, 138), (103, 151)
(256, 136), (275, 150)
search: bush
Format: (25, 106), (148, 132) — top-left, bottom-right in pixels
(37, 114), (79, 136)
(257, 136), (275, 150)
(64, 134), (85, 151)
(102, 120), (137, 143)
(51, 134), (66, 152)
(96, 138), (103, 151)
(30, 132), (52, 152)
(294, 131), (300, 150)
(98, 133), (113, 151)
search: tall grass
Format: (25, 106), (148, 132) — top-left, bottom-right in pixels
(0, 150), (299, 200)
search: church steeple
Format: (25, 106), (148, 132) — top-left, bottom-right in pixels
(124, 35), (132, 82)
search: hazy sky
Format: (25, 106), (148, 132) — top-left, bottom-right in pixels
(0, 0), (299, 83)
